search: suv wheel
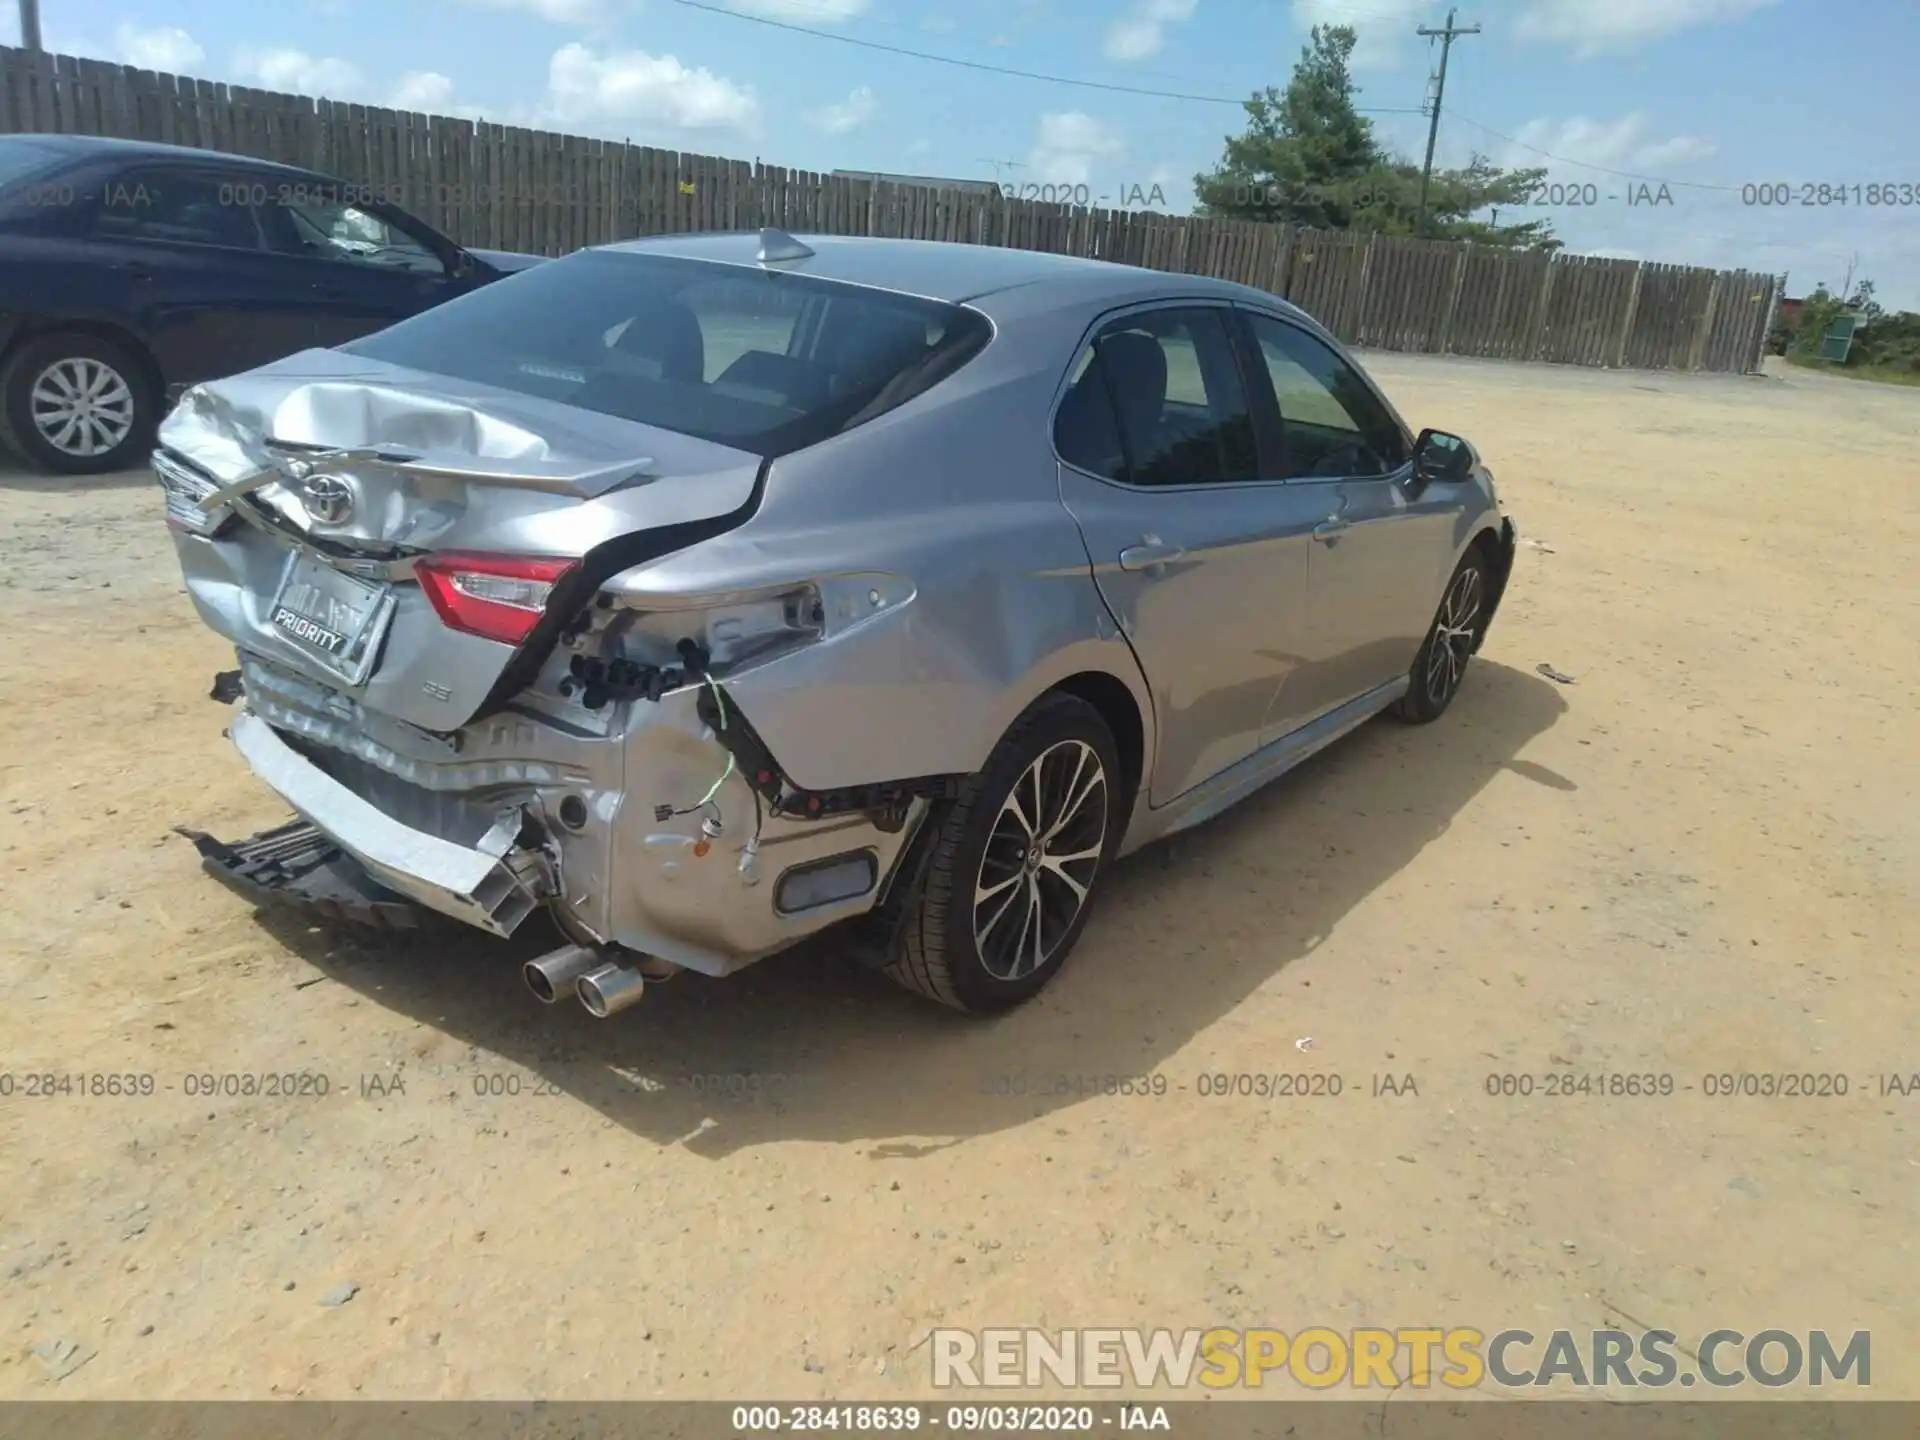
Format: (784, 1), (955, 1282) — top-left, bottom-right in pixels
(1392, 547), (1490, 724)
(1, 333), (155, 475)
(884, 693), (1121, 1013)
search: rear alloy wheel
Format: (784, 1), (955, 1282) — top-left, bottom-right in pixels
(973, 739), (1108, 983)
(1393, 549), (1489, 724)
(884, 693), (1121, 1012)
(1, 334), (155, 475)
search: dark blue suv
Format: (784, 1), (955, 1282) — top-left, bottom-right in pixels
(0, 134), (544, 474)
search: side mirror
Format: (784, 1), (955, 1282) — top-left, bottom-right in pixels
(1410, 428), (1474, 488)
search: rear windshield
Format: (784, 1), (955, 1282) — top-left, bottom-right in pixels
(341, 249), (992, 457)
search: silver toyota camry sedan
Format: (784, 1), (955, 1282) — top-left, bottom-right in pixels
(160, 229), (1516, 1018)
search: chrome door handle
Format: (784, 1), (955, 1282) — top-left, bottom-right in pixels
(1312, 518), (1349, 544)
(1119, 540), (1185, 573)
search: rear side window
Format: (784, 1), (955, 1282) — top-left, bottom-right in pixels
(0, 143), (80, 236)
(1054, 346), (1128, 480)
(341, 250), (992, 458)
(0, 137), (66, 192)
(91, 167), (268, 250)
(1056, 308), (1259, 487)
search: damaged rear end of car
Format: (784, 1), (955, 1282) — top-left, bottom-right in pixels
(165, 241), (996, 1012)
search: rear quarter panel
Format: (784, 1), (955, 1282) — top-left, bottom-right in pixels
(599, 307), (1156, 794)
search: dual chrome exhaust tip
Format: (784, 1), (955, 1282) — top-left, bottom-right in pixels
(522, 943), (652, 1018)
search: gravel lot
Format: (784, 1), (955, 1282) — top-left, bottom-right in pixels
(1, 353), (1915, 1400)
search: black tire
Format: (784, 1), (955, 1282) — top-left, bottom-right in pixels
(884, 692), (1122, 1013)
(0, 332), (157, 475)
(1392, 546), (1491, 724)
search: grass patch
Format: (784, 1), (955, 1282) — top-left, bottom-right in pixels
(1785, 352), (1920, 387)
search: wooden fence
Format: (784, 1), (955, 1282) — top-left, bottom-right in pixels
(1, 45), (1779, 374)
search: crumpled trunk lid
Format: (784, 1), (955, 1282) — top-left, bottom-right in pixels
(160, 348), (762, 733)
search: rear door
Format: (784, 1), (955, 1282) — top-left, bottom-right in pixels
(1054, 303), (1326, 807)
(88, 163), (325, 384)
(1237, 309), (1459, 736)
(257, 191), (463, 348)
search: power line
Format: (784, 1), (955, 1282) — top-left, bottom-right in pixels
(663, 0), (1425, 110)
(1449, 112), (1741, 193)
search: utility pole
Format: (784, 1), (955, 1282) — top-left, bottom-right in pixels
(1415, 7), (1480, 233)
(18, 0), (44, 52)
(978, 157), (1024, 190)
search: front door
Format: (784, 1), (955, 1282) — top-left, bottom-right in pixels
(1239, 311), (1456, 735)
(1053, 304), (1326, 806)
(258, 193), (460, 348)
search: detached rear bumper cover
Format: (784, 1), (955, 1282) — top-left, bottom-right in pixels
(177, 819), (422, 928)
(226, 710), (547, 936)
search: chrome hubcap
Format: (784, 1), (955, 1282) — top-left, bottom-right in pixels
(973, 739), (1109, 981)
(1426, 565), (1483, 705)
(30, 358), (135, 457)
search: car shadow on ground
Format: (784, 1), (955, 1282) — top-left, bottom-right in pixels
(253, 659), (1571, 1157)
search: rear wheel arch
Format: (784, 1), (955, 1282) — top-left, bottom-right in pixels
(883, 686), (1127, 1012)
(1048, 670), (1146, 824)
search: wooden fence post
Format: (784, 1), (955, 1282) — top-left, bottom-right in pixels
(1348, 232), (1378, 343)
(1614, 263), (1644, 369)
(1525, 258), (1557, 362)
(1437, 242), (1469, 356)
(1753, 273), (1787, 373)
(1688, 273), (1724, 371)
(1268, 224), (1295, 297)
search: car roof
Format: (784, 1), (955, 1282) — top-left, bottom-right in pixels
(595, 231), (1313, 317)
(6, 132), (321, 178)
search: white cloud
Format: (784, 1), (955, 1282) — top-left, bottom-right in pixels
(543, 43), (759, 133)
(114, 22), (205, 73)
(1290, 0), (1429, 72)
(1026, 111), (1126, 187)
(234, 46), (369, 100)
(1103, 0), (1197, 62)
(804, 86), (878, 134)
(466, 0), (614, 22)
(726, 0), (870, 21)
(920, 13), (957, 33)
(1517, 0), (1779, 55)
(1502, 113), (1719, 176)
(391, 71), (458, 111)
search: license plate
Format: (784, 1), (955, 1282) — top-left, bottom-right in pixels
(266, 552), (395, 684)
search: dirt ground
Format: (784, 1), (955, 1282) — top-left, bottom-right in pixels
(1, 353), (1915, 1402)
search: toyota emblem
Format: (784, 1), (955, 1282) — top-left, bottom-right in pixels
(301, 473), (355, 525)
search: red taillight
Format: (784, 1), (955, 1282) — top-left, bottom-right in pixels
(414, 552), (579, 646)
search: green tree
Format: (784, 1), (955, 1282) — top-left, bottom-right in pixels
(1193, 24), (1558, 249)
(1784, 280), (1920, 370)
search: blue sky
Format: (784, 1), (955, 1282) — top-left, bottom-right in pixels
(8, 0), (1919, 307)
